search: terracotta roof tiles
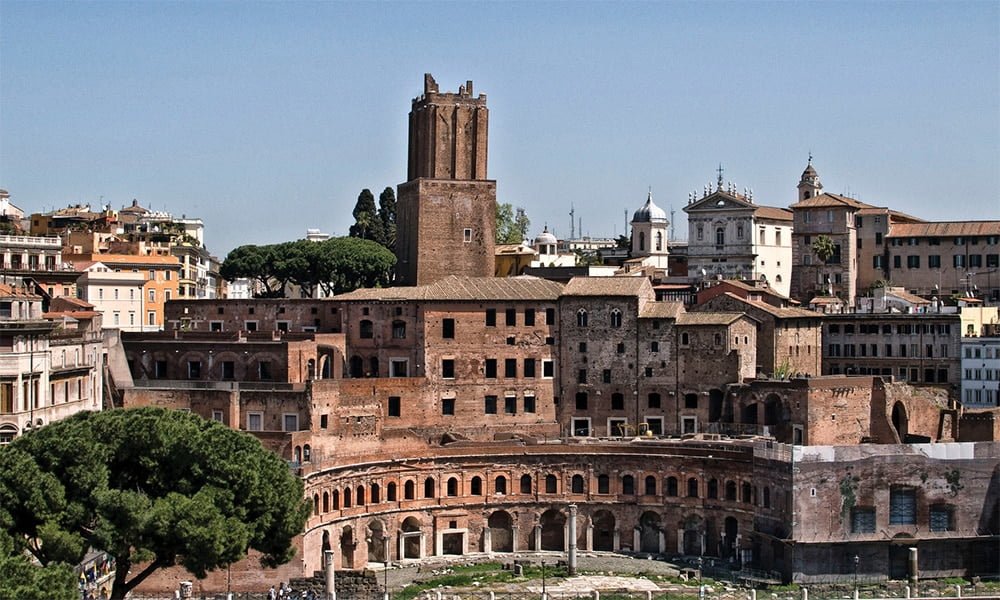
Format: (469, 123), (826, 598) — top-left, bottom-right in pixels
(639, 301), (684, 319)
(562, 276), (652, 297)
(753, 206), (793, 221)
(887, 221), (1000, 238)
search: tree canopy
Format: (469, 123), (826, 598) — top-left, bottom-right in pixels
(220, 236), (396, 297)
(0, 408), (311, 600)
(0, 528), (76, 600)
(349, 189), (383, 243)
(496, 203), (531, 244)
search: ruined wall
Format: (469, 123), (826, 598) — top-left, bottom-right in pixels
(959, 409), (1000, 441)
(881, 381), (952, 442)
(165, 298), (344, 333)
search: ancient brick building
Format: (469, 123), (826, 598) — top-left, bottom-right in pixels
(395, 74), (496, 286)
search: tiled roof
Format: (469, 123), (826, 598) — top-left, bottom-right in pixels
(887, 221), (1000, 238)
(790, 193), (874, 210)
(714, 292), (820, 319)
(639, 301), (684, 319)
(753, 206), (793, 221)
(886, 289), (931, 305)
(495, 244), (535, 255)
(562, 276), (652, 297)
(64, 253), (181, 267)
(334, 276), (563, 302)
(677, 312), (746, 326)
(708, 279), (797, 304)
(809, 296), (844, 305)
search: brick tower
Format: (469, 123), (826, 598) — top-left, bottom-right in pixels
(395, 74), (497, 286)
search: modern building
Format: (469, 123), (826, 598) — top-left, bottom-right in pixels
(67, 253), (181, 330)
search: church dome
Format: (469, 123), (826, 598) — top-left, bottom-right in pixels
(533, 226), (558, 247)
(632, 191), (668, 223)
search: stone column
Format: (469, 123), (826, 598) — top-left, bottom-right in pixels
(677, 529), (684, 554)
(483, 524), (493, 554)
(534, 525), (542, 551)
(909, 547), (919, 590)
(613, 528), (621, 552)
(511, 524), (520, 552)
(633, 528), (641, 553)
(586, 522), (594, 551)
(324, 549), (336, 600)
(568, 504), (578, 576)
(658, 530), (665, 554)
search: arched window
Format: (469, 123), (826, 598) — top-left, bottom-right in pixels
(349, 356), (364, 378)
(368, 357), (379, 378)
(571, 474), (585, 494)
(360, 320), (374, 339)
(424, 477), (435, 498)
(370, 483), (380, 504)
(321, 492), (328, 513)
(331, 490), (339, 510)
(597, 474), (610, 494)
(446, 477), (458, 497)
(639, 231), (646, 251)
(763, 486), (771, 508)
(392, 320), (406, 339)
(666, 476), (678, 497)
(622, 475), (635, 495)
(495, 476), (507, 495)
(610, 309), (622, 328)
(356, 485), (365, 506)
(708, 479), (719, 499)
(471, 476), (483, 496)
(387, 482), (397, 502)
(714, 333), (722, 346)
(644, 475), (656, 496)
(303, 444), (311, 462)
(313, 494), (320, 515)
(687, 477), (699, 498)
(520, 474), (532, 494)
(742, 482), (753, 504)
(545, 474), (557, 494)
(716, 227), (725, 246)
(343, 487), (352, 508)
(404, 480), (415, 500)
(697, 226), (704, 241)
(655, 231), (663, 251)
(577, 309), (588, 327)
(726, 480), (737, 501)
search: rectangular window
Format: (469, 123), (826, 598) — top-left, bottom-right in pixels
(545, 308), (555, 325)
(505, 358), (517, 378)
(463, 228), (472, 243)
(602, 369), (612, 384)
(485, 359), (497, 378)
(524, 394), (536, 413)
(222, 361), (235, 380)
(889, 488), (916, 525)
(148, 289), (156, 303)
(542, 360), (554, 378)
(442, 318), (455, 338)
(187, 361), (202, 379)
(283, 413), (299, 432)
(212, 410), (224, 423)
(524, 358), (536, 378)
(970, 254), (983, 268)
(245, 320), (258, 332)
(524, 308), (535, 326)
(210, 321), (223, 332)
(258, 361), (272, 380)
(851, 507), (876, 533)
(389, 359), (408, 377)
(505, 308), (516, 326)
(893, 255), (902, 269)
(388, 396), (401, 417)
(441, 359), (455, 379)
(485, 309), (496, 327)
(929, 506), (954, 532)
(954, 254), (966, 268)
(484, 395), (497, 414)
(907, 255), (920, 268)
(148, 311), (156, 326)
(651, 341), (659, 352)
(929, 255), (941, 268)
(442, 397), (455, 416)
(247, 412), (263, 431)
(504, 395), (517, 414)
(577, 369), (587, 384)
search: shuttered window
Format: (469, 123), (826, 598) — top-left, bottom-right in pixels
(889, 489), (916, 525)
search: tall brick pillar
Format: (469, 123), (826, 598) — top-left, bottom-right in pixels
(395, 73), (497, 286)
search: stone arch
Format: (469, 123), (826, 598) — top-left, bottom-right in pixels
(520, 474), (532, 494)
(322, 491), (329, 512)
(592, 510), (615, 551)
(343, 487), (352, 508)
(401, 516), (422, 559)
(892, 401), (909, 441)
(681, 515), (703, 556)
(742, 401), (759, 425)
(320, 354), (332, 379)
(764, 393), (783, 426)
(539, 509), (566, 551)
(356, 485), (365, 506)
(446, 477), (459, 497)
(367, 519), (388, 563)
(404, 479), (415, 500)
(320, 529), (331, 568)
(312, 494), (319, 516)
(488, 510), (514, 553)
(495, 475), (507, 495)
(644, 475), (657, 496)
(638, 511), (662, 553)
(331, 489), (340, 509)
(424, 477), (436, 498)
(723, 516), (739, 559)
(387, 481), (397, 501)
(571, 474), (585, 494)
(471, 476), (483, 496)
(340, 525), (355, 569)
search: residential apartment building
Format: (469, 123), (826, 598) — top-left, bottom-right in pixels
(67, 253), (180, 330)
(684, 177), (793, 296)
(961, 327), (1000, 407)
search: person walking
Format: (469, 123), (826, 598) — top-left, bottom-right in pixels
(267, 584), (277, 600)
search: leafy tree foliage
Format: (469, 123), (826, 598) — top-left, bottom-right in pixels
(811, 234), (836, 264)
(377, 187), (396, 252)
(220, 237), (396, 297)
(496, 203), (531, 244)
(0, 528), (76, 600)
(0, 408), (311, 600)
(349, 189), (383, 242)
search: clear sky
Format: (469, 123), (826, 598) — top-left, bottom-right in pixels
(1, 1), (998, 259)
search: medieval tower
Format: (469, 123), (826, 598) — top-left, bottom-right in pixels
(395, 74), (497, 286)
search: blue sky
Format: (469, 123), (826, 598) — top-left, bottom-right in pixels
(1, 1), (997, 258)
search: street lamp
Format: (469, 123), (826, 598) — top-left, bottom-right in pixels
(854, 554), (860, 596)
(697, 556), (704, 600)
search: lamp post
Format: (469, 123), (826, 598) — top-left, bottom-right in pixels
(383, 537), (390, 600)
(697, 556), (704, 600)
(541, 560), (546, 600)
(853, 554), (860, 597)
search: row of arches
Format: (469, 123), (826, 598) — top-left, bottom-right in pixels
(310, 471), (775, 516)
(315, 507), (747, 570)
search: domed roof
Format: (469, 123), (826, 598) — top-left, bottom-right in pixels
(534, 226), (557, 246)
(632, 191), (668, 223)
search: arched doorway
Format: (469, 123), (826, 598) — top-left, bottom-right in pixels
(540, 509), (565, 551)
(340, 525), (355, 569)
(320, 354), (332, 378)
(723, 516), (738, 560)
(367, 519), (388, 563)
(349, 356), (363, 378)
(401, 517), (422, 559)
(320, 530), (331, 567)
(682, 515), (702, 556)
(592, 510), (615, 551)
(764, 394), (782, 426)
(488, 511), (514, 553)
(741, 402), (758, 425)
(639, 511), (661, 553)
(892, 401), (909, 441)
